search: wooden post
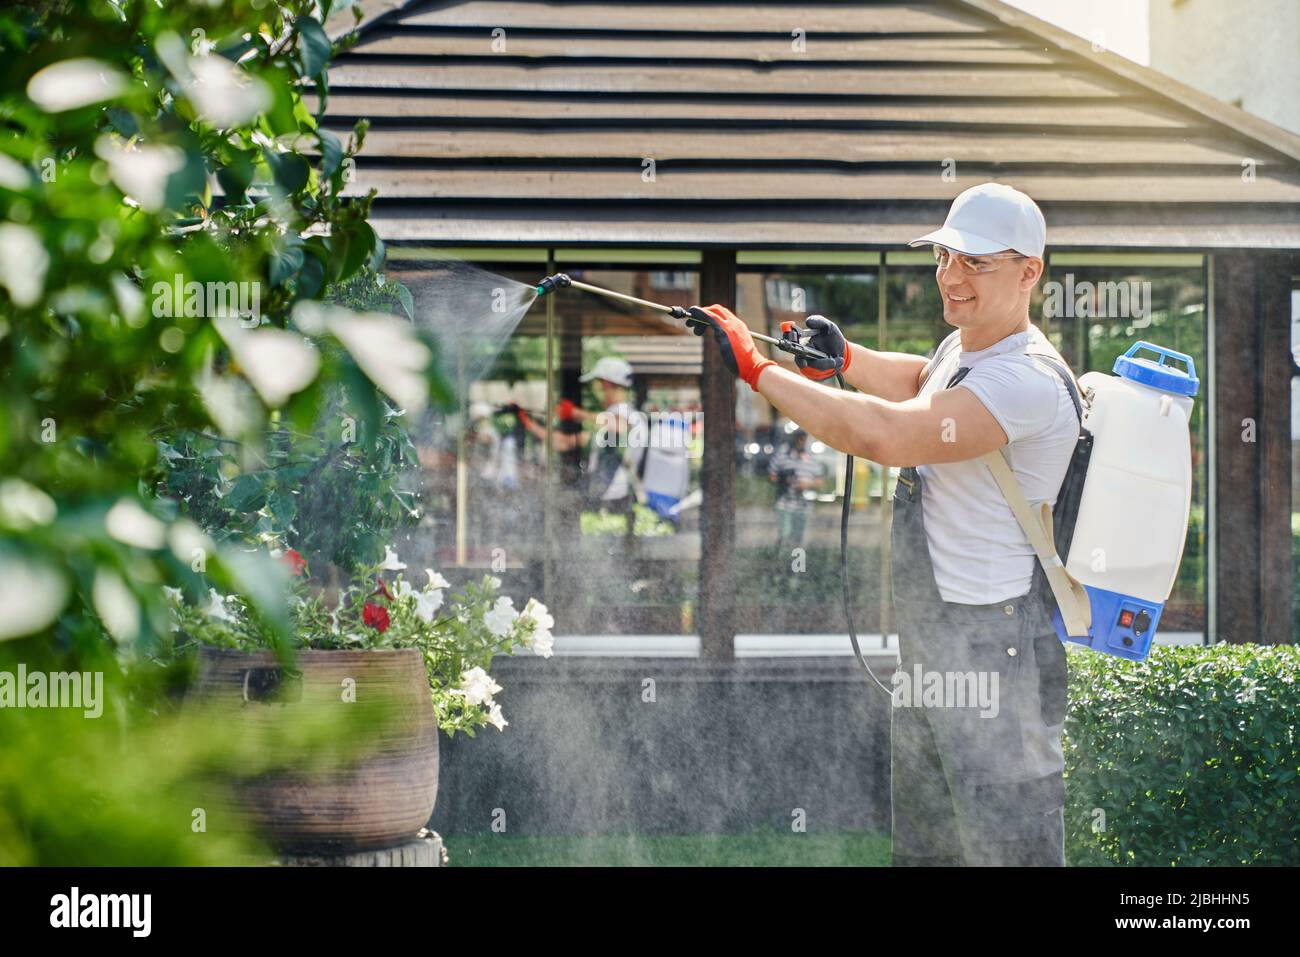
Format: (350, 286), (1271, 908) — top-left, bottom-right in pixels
(1212, 251), (1295, 645)
(698, 249), (737, 659)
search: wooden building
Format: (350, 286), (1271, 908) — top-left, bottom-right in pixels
(321, 0), (1300, 653)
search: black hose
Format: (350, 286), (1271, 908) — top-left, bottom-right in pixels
(834, 370), (896, 698)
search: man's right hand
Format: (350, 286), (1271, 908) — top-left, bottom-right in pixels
(795, 315), (852, 381)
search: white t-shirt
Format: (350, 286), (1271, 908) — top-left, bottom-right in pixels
(914, 324), (1078, 604)
(589, 401), (648, 501)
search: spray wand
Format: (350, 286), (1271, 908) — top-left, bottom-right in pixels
(534, 272), (895, 698)
(536, 273), (833, 365)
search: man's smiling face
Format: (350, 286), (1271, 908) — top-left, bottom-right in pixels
(936, 249), (1043, 333)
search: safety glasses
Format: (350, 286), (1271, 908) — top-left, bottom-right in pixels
(932, 245), (1029, 274)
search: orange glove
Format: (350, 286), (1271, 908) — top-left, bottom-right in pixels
(687, 304), (775, 391)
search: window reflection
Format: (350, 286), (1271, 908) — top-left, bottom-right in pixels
(734, 269), (886, 633)
(389, 252), (1211, 645)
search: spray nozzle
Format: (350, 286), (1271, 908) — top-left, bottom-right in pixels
(535, 273), (572, 297)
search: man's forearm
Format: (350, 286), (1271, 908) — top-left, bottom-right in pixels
(756, 365), (888, 461)
(842, 344), (928, 401)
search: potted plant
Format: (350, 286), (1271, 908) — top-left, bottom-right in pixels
(172, 545), (553, 852)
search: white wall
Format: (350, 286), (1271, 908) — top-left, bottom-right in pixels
(1149, 0), (1300, 135)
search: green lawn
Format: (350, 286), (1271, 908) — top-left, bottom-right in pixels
(443, 828), (891, 866)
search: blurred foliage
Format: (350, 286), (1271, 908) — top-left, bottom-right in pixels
(0, 634), (378, 865)
(1064, 643), (1300, 865)
(0, 0), (450, 865)
(0, 0), (448, 651)
(154, 265), (427, 580)
(579, 503), (675, 537)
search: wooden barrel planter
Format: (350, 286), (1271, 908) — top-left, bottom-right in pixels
(188, 647), (439, 853)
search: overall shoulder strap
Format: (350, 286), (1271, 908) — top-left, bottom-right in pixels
(1025, 352), (1083, 423)
(919, 331), (964, 391)
(981, 449), (1092, 637)
(979, 350), (1092, 637)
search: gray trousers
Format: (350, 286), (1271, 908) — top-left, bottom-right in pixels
(889, 465), (1069, 866)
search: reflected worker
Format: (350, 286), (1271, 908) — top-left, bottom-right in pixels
(516, 356), (647, 515)
(768, 428), (825, 551)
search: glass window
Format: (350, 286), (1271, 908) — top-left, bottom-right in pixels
(552, 267), (702, 636)
(390, 249), (1212, 648)
(389, 260), (548, 611)
(733, 268), (885, 634)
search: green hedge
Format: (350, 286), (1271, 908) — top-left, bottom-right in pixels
(1064, 643), (1300, 865)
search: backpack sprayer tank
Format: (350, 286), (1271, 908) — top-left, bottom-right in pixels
(1053, 342), (1199, 660)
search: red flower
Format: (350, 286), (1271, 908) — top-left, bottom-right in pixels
(282, 548), (307, 577)
(372, 577), (393, 600)
(362, 602), (390, 633)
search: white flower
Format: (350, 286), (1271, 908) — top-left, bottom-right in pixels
(378, 546), (406, 571)
(393, 578), (414, 600)
(485, 702), (508, 731)
(531, 631), (555, 658)
(414, 589), (443, 624)
(212, 318), (320, 409)
(518, 598), (555, 657)
(0, 224), (49, 309)
(292, 301), (433, 416)
(27, 58), (128, 113)
(519, 597), (554, 633)
(483, 596), (517, 638)
(92, 135), (186, 213)
(425, 569), (450, 590)
(162, 586), (183, 603)
(186, 52), (271, 128)
(203, 588), (236, 623)
(486, 575), (502, 589)
(455, 666), (502, 707)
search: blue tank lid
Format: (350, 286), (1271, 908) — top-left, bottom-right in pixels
(1113, 342), (1199, 397)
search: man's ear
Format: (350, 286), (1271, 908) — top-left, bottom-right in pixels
(1019, 256), (1045, 291)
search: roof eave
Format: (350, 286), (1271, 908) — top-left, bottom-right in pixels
(960, 0), (1300, 165)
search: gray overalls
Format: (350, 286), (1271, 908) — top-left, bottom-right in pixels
(888, 355), (1073, 867)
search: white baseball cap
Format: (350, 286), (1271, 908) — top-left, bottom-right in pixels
(579, 356), (633, 387)
(909, 182), (1046, 258)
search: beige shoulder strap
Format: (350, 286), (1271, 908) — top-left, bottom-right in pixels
(981, 448), (1091, 637)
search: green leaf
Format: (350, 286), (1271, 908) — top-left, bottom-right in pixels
(265, 150), (309, 193)
(395, 282), (414, 320)
(297, 16), (332, 79)
(225, 474), (268, 512)
(216, 151), (255, 200)
(317, 128), (342, 178)
(367, 233), (386, 273)
(270, 245), (306, 287)
(295, 252), (325, 300)
(339, 221), (376, 282)
(262, 68), (299, 137)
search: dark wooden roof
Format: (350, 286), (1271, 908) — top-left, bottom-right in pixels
(317, 0), (1300, 249)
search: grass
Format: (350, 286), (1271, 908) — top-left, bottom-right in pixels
(443, 827), (891, 867)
